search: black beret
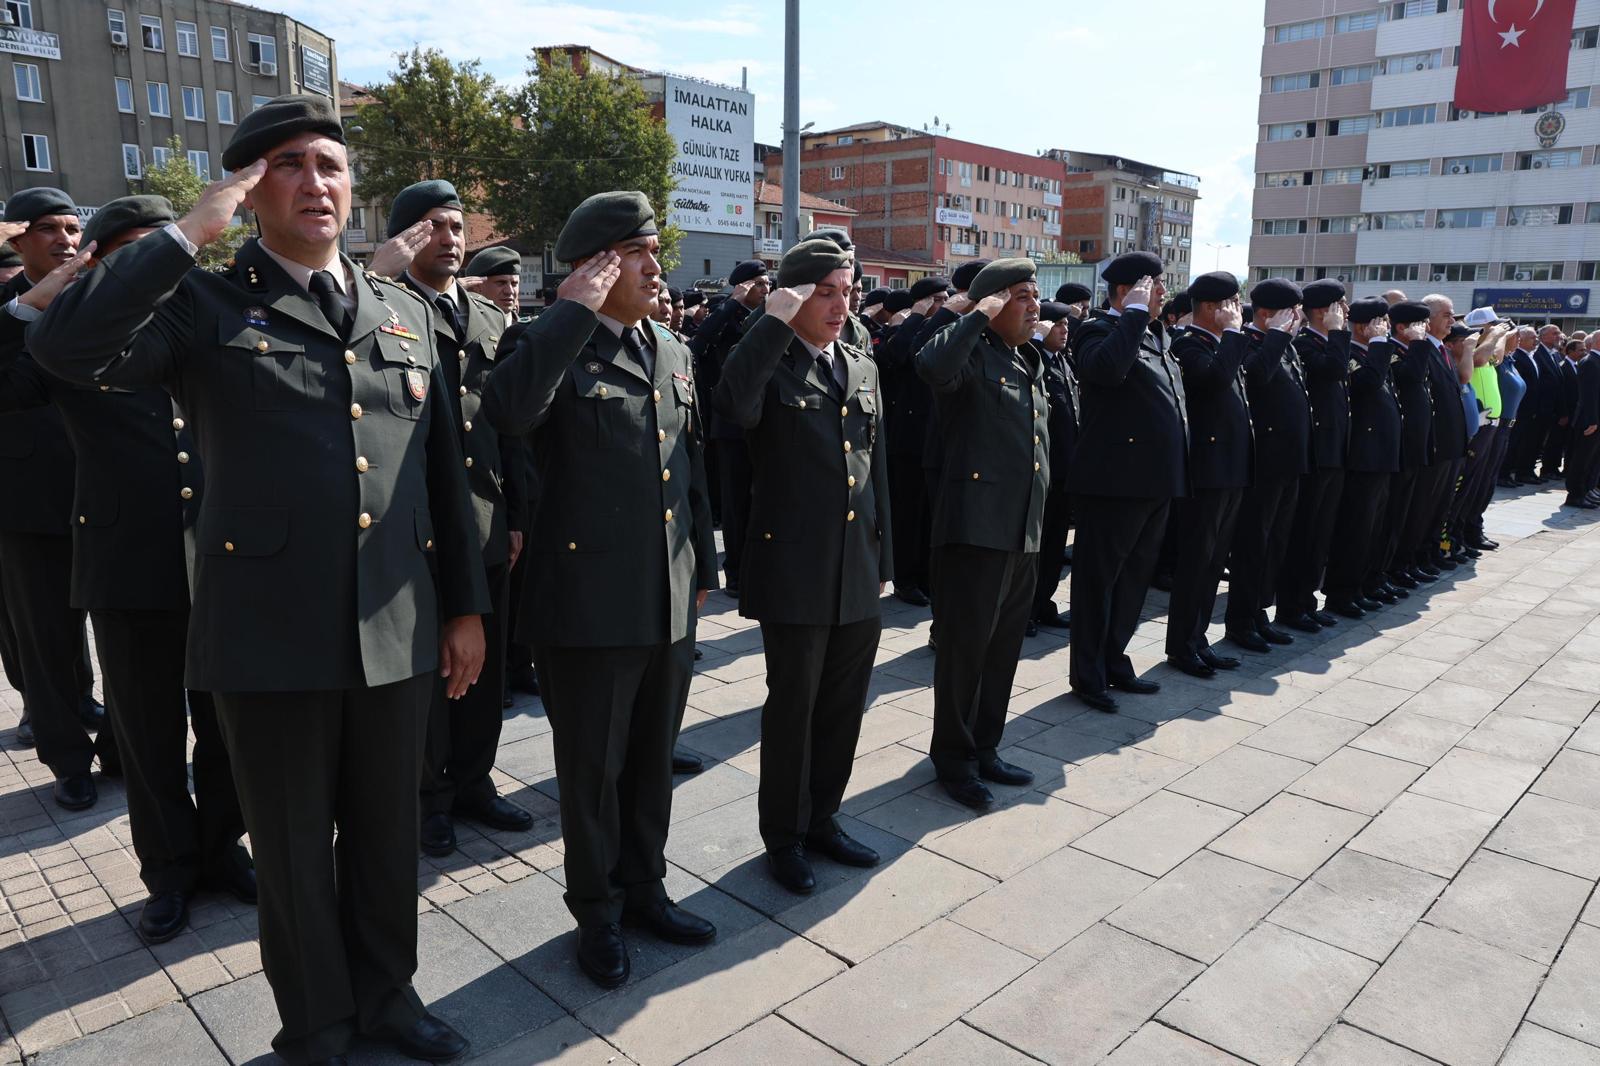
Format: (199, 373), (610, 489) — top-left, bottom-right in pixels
(667, 287), (682, 302)
(387, 179), (463, 238)
(222, 93), (344, 171)
(82, 195), (175, 249)
(1186, 271), (1240, 304)
(1249, 278), (1302, 311)
(554, 191), (657, 264)
(803, 227), (853, 251)
(853, 258), (863, 283)
(884, 290), (916, 313)
(463, 246), (520, 277)
(951, 259), (990, 292)
(1161, 293), (1192, 319)
(776, 239), (852, 288)
(1055, 282), (1093, 304)
(4, 186), (75, 223)
(1348, 297), (1390, 325)
(729, 259), (768, 286)
(861, 287), (890, 309)
(968, 257), (1037, 302)
(1388, 300), (1431, 326)
(1301, 279), (1346, 310)
(1241, 305), (1253, 320)
(910, 276), (950, 301)
(0, 245), (18, 269)
(1038, 301), (1071, 322)
(682, 290), (705, 308)
(1102, 251), (1165, 287)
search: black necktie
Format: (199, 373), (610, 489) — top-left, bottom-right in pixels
(308, 270), (349, 338)
(435, 294), (463, 341)
(622, 326), (654, 380)
(816, 349), (844, 397)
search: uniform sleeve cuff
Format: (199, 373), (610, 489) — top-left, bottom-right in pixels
(4, 295), (40, 322)
(162, 223), (199, 259)
(1123, 303), (1149, 313)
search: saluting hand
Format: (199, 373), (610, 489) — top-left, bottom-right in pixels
(559, 251), (622, 312)
(1266, 307), (1295, 333)
(1326, 300), (1348, 331)
(366, 219), (433, 279)
(1220, 302), (1244, 332)
(765, 283), (814, 324)
(945, 293), (974, 315)
(733, 278), (761, 307)
(975, 288), (1012, 321)
(911, 295), (935, 317)
(457, 275), (484, 293)
(439, 614), (486, 700)
(0, 221), (29, 245)
(176, 159), (266, 249)
(18, 241), (96, 311)
(1125, 275), (1156, 309)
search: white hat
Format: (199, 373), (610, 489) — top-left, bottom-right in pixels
(1463, 306), (1503, 328)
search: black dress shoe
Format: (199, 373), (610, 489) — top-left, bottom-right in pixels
(1478, 538), (1499, 550)
(53, 774), (96, 811)
(1278, 612), (1321, 634)
(138, 890), (191, 944)
(454, 793), (534, 833)
(1433, 556), (1459, 571)
(1108, 675), (1160, 695)
(202, 850), (258, 904)
(672, 749), (705, 774)
(1459, 545), (1481, 559)
(577, 925), (629, 988)
(1225, 629), (1271, 653)
(1311, 609), (1337, 628)
(506, 665), (539, 696)
(420, 813), (456, 858)
(805, 826), (881, 867)
(622, 899), (716, 944)
(1528, 474), (1548, 485)
(1071, 687), (1119, 713)
(978, 756), (1035, 786)
(1257, 622), (1294, 646)
(1410, 566), (1440, 584)
(1167, 654), (1216, 679)
(1365, 585), (1398, 605)
(1034, 608), (1070, 630)
(1497, 476), (1519, 489)
(77, 696), (106, 731)
(15, 714), (33, 748)
(723, 583), (740, 598)
(940, 776), (996, 810)
(1388, 569), (1418, 590)
(1328, 598), (1366, 620)
(893, 586), (930, 607)
(1024, 620), (1038, 638)
(388, 1013), (470, 1063)
(766, 845), (816, 894)
(1198, 649), (1240, 671)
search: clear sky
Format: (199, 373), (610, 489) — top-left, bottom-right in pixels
(287, 0), (1260, 277)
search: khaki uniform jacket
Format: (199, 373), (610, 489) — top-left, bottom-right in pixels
(26, 234), (489, 692)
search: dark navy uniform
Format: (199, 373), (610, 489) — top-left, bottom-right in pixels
(1326, 338), (1402, 604)
(1278, 325), (1350, 622)
(1384, 335), (1437, 577)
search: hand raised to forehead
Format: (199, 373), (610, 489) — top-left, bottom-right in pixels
(558, 251), (622, 312)
(765, 283), (815, 324)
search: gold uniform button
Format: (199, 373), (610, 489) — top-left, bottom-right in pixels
(846, 510), (856, 521)
(653, 389), (662, 403)
(840, 405), (849, 417)
(463, 420), (473, 432)
(224, 541), (234, 552)
(77, 515), (85, 525)
(843, 441), (852, 453)
(999, 376), (1007, 385)
(99, 385), (110, 392)
(426, 539), (433, 549)
(657, 429), (666, 442)
(971, 471), (980, 480)
(459, 385), (467, 397)
(599, 386), (609, 397)
(1209, 436), (1216, 443)
(464, 457), (474, 468)
(848, 475), (857, 487)
(399, 341), (410, 351)
(177, 451), (190, 464)
(568, 542), (577, 551)
(1033, 435), (1040, 445)
(344, 350), (357, 365)
(350, 403), (363, 419)
(1034, 461), (1041, 472)
(255, 340), (269, 352)
(180, 487), (194, 500)
(355, 456), (369, 472)
(763, 532), (773, 541)
(664, 509), (674, 522)
(1127, 437), (1135, 443)
(661, 469), (671, 482)
(358, 512), (372, 529)
(172, 418), (184, 430)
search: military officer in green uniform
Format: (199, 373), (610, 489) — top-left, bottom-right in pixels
(482, 191), (719, 989)
(462, 245), (521, 323)
(717, 239), (892, 894)
(380, 180), (534, 858)
(29, 95), (489, 1066)
(915, 258), (1049, 811)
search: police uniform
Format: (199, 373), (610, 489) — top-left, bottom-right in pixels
(1382, 303), (1439, 587)
(481, 192), (718, 982)
(716, 239), (891, 882)
(1067, 252), (1188, 704)
(916, 259), (1048, 798)
(29, 97), (489, 1065)
(1028, 302), (1078, 626)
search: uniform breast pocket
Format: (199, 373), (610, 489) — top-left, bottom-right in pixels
(218, 324), (308, 411)
(571, 367), (636, 450)
(383, 365), (431, 420)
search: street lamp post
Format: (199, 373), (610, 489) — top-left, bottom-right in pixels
(781, 0), (800, 248)
(1205, 241), (1234, 272)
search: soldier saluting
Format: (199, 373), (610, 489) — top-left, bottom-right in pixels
(29, 95), (489, 1066)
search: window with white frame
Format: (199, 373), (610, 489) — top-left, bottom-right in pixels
(1334, 11), (1379, 32)
(140, 14), (163, 50)
(1501, 261), (1563, 281)
(108, 9), (125, 36)
(1274, 19), (1324, 42)
(216, 90), (235, 125)
(1437, 207), (1495, 228)
(1371, 210), (1425, 229)
(1378, 104), (1436, 128)
(13, 63), (41, 103)
(5, 0), (31, 28)
(122, 144), (142, 178)
(1382, 50), (1442, 74)
(1265, 121), (1315, 141)
(181, 85), (204, 121)
(211, 26), (230, 60)
(1327, 115), (1372, 135)
(247, 33), (276, 69)
(1319, 216), (1366, 233)
(1261, 170), (1307, 187)
(1360, 264), (1418, 281)
(1323, 166), (1366, 183)
(1431, 263), (1488, 282)
(176, 21), (199, 56)
(1330, 63), (1378, 85)
(147, 82), (170, 116)
(1517, 148), (1581, 169)
(1376, 160), (1428, 178)
(1507, 204), (1572, 226)
(830, 165), (844, 179)
(188, 150), (210, 178)
(1260, 219), (1308, 235)
(115, 77), (134, 113)
(1443, 153), (1502, 174)
(1587, 204), (1600, 224)
(22, 133), (49, 171)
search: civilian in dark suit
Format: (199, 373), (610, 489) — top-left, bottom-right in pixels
(1565, 339), (1600, 507)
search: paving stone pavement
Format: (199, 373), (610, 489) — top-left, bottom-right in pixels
(3, 484), (1600, 1064)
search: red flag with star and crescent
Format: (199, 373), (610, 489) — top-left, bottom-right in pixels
(1455, 0), (1579, 112)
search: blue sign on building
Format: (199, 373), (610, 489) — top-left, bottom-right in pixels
(1470, 288), (1590, 316)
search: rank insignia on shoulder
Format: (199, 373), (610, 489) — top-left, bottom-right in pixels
(586, 362), (603, 374)
(380, 321), (422, 341)
(1391, 353), (1401, 364)
(406, 367), (428, 401)
(244, 306), (269, 327)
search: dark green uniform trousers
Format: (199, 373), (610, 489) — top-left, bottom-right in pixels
(90, 609), (243, 894)
(422, 563), (509, 815)
(215, 674), (432, 1065)
(757, 617), (881, 849)
(930, 544), (1035, 781)
(535, 637), (694, 927)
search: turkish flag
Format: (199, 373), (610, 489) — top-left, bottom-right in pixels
(1455, 0), (1578, 112)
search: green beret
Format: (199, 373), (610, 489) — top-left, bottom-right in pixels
(967, 257), (1037, 302)
(803, 227), (853, 252)
(776, 238), (852, 288)
(0, 245), (18, 269)
(554, 191), (657, 264)
(4, 186), (75, 224)
(222, 94), (344, 171)
(82, 195), (175, 250)
(464, 246), (520, 277)
(386, 179), (463, 238)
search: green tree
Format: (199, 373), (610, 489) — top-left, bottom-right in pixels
(488, 54), (679, 268)
(351, 48), (517, 223)
(137, 136), (248, 268)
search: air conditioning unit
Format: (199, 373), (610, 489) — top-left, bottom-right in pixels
(1507, 215), (1519, 225)
(1532, 159), (1545, 168)
(1281, 178), (1294, 187)
(1458, 110), (1474, 119)
(1415, 61), (1427, 71)
(1436, 218), (1448, 228)
(1449, 164), (1466, 174)
(1293, 128), (1305, 138)
(1514, 271), (1531, 280)
(259, 60), (277, 75)
(1432, 273), (1447, 281)
(1335, 273), (1351, 282)
(110, 29), (128, 46)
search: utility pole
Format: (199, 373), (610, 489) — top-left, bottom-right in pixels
(781, 0), (800, 248)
